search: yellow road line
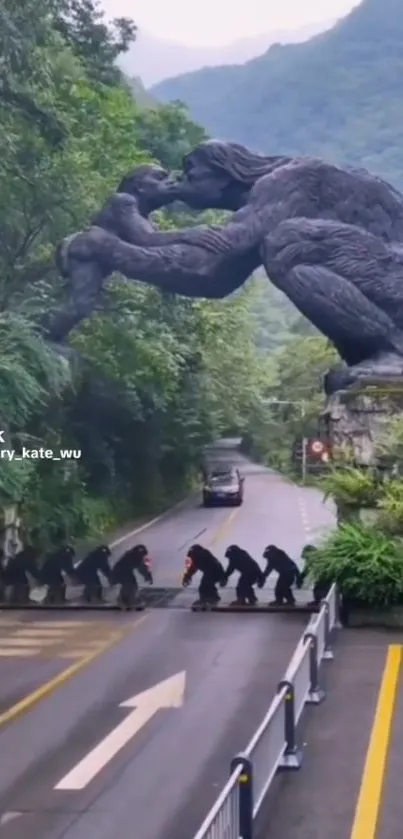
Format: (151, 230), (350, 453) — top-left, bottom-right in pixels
(209, 507), (241, 547)
(350, 644), (402, 839)
(0, 615), (148, 730)
(57, 647), (107, 658)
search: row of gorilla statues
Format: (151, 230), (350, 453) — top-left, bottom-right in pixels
(182, 543), (325, 607)
(0, 543), (153, 609)
(0, 540), (326, 610)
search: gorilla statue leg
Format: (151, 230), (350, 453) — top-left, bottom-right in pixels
(233, 573), (258, 606)
(45, 244), (106, 343)
(269, 572), (296, 606)
(117, 576), (139, 610)
(199, 572), (221, 604)
(262, 221), (403, 394)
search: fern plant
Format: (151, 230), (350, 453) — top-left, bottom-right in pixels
(377, 480), (403, 535)
(321, 466), (381, 509)
(376, 416), (403, 465)
(304, 523), (403, 607)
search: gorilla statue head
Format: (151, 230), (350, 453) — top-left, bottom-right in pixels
(116, 163), (178, 215)
(168, 140), (291, 211)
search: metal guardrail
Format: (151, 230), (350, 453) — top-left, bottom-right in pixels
(190, 583), (341, 839)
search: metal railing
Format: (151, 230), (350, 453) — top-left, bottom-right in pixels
(190, 583), (341, 839)
(192, 764), (243, 839)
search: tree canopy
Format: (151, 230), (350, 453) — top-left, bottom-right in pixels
(2, 0), (323, 551)
(151, 0), (403, 191)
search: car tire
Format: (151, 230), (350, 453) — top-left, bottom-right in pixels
(203, 495), (211, 507)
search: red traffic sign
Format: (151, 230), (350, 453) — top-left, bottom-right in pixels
(310, 440), (325, 454)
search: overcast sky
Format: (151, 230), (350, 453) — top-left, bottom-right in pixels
(99, 0), (362, 46)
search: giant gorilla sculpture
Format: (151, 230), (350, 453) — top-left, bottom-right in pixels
(54, 141), (403, 393)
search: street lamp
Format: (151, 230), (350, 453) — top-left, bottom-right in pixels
(263, 398), (307, 482)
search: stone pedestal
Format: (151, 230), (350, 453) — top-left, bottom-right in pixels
(321, 381), (403, 466)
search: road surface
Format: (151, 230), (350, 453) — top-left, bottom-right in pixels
(0, 456), (335, 839)
(255, 635), (403, 839)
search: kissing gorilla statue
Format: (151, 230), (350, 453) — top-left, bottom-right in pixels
(54, 141), (403, 394)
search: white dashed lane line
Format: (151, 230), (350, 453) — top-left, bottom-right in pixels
(298, 494), (313, 540)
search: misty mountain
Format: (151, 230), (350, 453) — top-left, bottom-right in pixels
(150, 0), (403, 190)
(118, 21), (336, 87)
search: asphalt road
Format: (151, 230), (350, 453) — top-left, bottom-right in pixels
(0, 456), (335, 839)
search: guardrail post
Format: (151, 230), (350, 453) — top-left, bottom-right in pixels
(277, 680), (303, 771)
(321, 601), (334, 660)
(231, 754), (253, 839)
(334, 587), (343, 630)
(304, 632), (325, 704)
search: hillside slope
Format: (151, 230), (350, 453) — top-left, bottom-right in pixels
(150, 0), (403, 189)
(118, 20), (336, 87)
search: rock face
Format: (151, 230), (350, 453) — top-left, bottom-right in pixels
(322, 381), (403, 466)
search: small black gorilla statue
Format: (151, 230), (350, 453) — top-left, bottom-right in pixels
(74, 544), (112, 603)
(182, 544), (227, 607)
(300, 544), (330, 606)
(262, 545), (304, 606)
(111, 543), (153, 609)
(40, 545), (76, 604)
(0, 546), (40, 604)
(223, 544), (265, 606)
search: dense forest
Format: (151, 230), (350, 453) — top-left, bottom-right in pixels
(151, 0), (403, 191)
(0, 0), (333, 552)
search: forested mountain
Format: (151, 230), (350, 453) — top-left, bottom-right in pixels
(151, 0), (403, 190)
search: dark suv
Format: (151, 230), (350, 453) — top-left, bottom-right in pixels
(202, 467), (244, 507)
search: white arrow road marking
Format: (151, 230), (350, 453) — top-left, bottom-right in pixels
(54, 671), (186, 791)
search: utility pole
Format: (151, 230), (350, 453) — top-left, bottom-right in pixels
(264, 398), (307, 483)
(301, 401), (307, 484)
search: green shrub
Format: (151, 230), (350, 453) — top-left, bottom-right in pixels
(376, 416), (403, 466)
(304, 523), (403, 607)
(321, 466), (381, 509)
(377, 480), (403, 535)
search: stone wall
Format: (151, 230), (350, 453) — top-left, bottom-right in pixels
(322, 381), (403, 467)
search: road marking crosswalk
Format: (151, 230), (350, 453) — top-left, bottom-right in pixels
(0, 648), (37, 656)
(0, 617), (119, 659)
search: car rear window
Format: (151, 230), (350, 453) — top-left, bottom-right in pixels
(210, 471), (236, 484)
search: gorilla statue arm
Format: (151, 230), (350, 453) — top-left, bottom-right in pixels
(56, 226), (259, 300)
(56, 215), (403, 393)
(47, 163), (262, 342)
(90, 162), (257, 254)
